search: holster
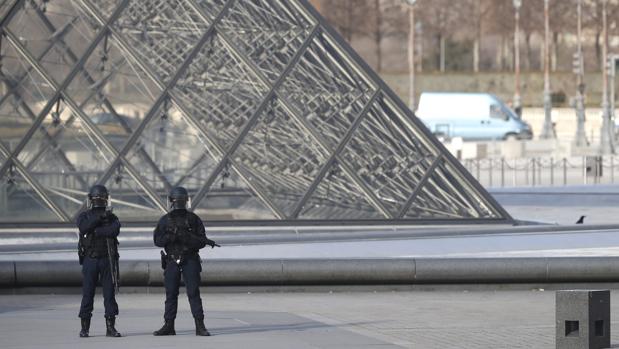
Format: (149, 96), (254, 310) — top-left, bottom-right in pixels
(160, 250), (167, 270)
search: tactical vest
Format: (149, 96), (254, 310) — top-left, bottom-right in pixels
(81, 210), (118, 258)
(164, 213), (195, 259)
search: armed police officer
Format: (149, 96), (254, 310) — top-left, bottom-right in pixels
(76, 184), (122, 338)
(153, 186), (219, 336)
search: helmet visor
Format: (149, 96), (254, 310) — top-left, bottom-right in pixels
(90, 196), (108, 208)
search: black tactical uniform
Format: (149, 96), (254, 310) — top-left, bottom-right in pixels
(153, 187), (219, 337)
(77, 185), (122, 338)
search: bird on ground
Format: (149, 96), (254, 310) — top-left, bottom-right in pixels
(575, 215), (585, 224)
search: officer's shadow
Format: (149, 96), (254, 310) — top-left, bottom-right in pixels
(213, 320), (381, 335)
(121, 320), (380, 337)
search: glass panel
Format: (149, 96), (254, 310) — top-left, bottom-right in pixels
(340, 94), (438, 216)
(101, 164), (162, 221)
(280, 31), (376, 149)
(193, 163), (277, 221)
(404, 160), (500, 220)
(16, 98), (115, 217)
(0, 161), (59, 222)
(0, 40), (57, 151)
(0, 0), (17, 22)
(298, 162), (382, 220)
(7, 0), (102, 84)
(218, 0), (314, 82)
(173, 33), (269, 151)
(125, 102), (220, 203)
(194, 0), (228, 22)
(231, 97), (328, 217)
(87, 0), (122, 21)
(66, 31), (161, 151)
(111, 0), (209, 84)
(0, 95), (36, 153)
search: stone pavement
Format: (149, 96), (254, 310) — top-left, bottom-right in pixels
(3, 289), (619, 348)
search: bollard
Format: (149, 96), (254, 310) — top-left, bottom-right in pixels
(556, 290), (610, 349)
(513, 158), (517, 186)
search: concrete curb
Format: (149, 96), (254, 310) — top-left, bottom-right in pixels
(1, 257), (619, 287)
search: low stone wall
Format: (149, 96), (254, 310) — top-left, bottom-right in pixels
(2, 257), (619, 287)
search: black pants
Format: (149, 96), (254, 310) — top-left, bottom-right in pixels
(163, 256), (204, 321)
(79, 256), (118, 319)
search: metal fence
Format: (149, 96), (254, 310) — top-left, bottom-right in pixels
(462, 156), (618, 188)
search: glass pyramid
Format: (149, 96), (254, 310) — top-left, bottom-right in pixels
(0, 0), (511, 224)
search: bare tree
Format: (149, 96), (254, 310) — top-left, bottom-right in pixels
(518, 0), (544, 71)
(321, 0), (367, 42)
(483, 1), (514, 71)
(417, 0), (468, 72)
(367, 0), (406, 72)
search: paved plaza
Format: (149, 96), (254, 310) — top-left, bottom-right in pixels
(3, 289), (619, 348)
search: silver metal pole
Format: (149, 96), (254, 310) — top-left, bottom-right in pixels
(550, 157), (554, 186)
(583, 156), (587, 185)
(563, 158), (567, 185)
(501, 157), (505, 187)
(488, 159), (493, 187)
(532, 158), (536, 186)
(574, 0), (588, 146)
(513, 0), (522, 117)
(600, 0), (613, 154)
(541, 0), (554, 139)
(407, 1), (416, 111)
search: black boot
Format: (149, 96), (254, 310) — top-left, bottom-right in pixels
(79, 317), (90, 338)
(153, 320), (176, 336)
(105, 316), (122, 337)
(195, 318), (211, 336)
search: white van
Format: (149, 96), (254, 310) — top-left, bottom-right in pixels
(415, 92), (533, 141)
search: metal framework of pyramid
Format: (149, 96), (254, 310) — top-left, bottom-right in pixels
(0, 0), (512, 224)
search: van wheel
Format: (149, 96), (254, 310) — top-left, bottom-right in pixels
(504, 133), (518, 141)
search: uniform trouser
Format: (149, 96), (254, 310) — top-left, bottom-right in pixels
(163, 256), (204, 321)
(79, 256), (119, 319)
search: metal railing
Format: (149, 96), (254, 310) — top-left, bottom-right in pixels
(463, 156), (618, 188)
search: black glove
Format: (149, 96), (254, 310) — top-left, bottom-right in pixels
(96, 210), (113, 225)
(208, 240), (221, 248)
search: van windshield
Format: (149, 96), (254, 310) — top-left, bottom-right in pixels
(490, 98), (520, 121)
(502, 104), (520, 120)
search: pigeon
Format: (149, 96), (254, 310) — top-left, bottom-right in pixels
(576, 215), (585, 224)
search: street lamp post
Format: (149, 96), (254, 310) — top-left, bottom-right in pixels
(405, 0), (417, 111)
(541, 0), (555, 139)
(600, 0), (614, 153)
(512, 0), (522, 117)
(573, 0), (587, 146)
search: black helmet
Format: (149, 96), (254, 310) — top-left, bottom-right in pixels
(88, 184), (109, 208)
(168, 186), (189, 210)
